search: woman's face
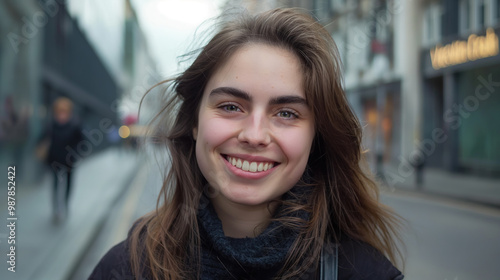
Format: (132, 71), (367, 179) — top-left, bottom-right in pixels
(193, 43), (315, 207)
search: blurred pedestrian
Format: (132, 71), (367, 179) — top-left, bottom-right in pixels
(38, 97), (83, 222)
(90, 8), (404, 280)
(1, 95), (29, 164)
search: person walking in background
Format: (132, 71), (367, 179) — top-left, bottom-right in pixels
(38, 97), (83, 222)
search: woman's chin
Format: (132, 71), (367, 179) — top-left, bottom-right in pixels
(222, 191), (270, 207)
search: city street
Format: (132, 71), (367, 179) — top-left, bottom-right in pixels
(0, 147), (142, 280)
(70, 149), (164, 280)
(71, 158), (500, 280)
(382, 191), (500, 279)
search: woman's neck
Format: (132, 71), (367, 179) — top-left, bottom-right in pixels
(211, 197), (278, 238)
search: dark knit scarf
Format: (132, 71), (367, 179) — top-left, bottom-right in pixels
(197, 194), (306, 280)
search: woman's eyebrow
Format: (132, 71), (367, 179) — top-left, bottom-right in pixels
(209, 86), (306, 106)
(269, 95), (307, 106)
(210, 87), (251, 101)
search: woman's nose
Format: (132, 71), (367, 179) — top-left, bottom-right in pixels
(237, 112), (271, 147)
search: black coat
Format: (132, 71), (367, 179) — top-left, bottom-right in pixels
(43, 118), (84, 169)
(90, 194), (403, 279)
(89, 233), (403, 280)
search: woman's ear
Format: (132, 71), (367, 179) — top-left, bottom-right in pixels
(192, 127), (198, 141)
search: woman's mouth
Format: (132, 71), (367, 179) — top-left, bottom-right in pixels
(223, 155), (277, 173)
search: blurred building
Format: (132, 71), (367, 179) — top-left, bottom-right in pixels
(421, 0), (500, 175)
(0, 0), (158, 183)
(312, 0), (406, 172)
(66, 0), (161, 119)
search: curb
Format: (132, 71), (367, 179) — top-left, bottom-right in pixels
(382, 188), (500, 217)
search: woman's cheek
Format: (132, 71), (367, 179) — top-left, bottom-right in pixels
(198, 117), (238, 147)
(278, 128), (314, 161)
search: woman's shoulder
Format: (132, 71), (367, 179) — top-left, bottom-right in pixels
(336, 237), (403, 280)
(88, 240), (134, 280)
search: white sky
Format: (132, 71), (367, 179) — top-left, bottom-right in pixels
(131, 0), (225, 75)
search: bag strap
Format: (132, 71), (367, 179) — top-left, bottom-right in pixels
(320, 241), (338, 280)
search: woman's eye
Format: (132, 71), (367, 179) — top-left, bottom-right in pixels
(277, 111), (298, 119)
(221, 104), (240, 112)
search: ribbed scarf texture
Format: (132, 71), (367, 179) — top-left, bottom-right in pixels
(196, 196), (302, 280)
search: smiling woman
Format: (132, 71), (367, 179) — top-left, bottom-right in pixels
(89, 8), (404, 280)
(194, 44), (314, 214)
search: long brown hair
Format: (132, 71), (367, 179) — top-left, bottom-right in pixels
(131, 8), (403, 279)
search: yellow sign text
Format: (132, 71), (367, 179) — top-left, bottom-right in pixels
(430, 28), (499, 70)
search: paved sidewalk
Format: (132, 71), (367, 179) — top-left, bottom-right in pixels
(0, 147), (142, 280)
(382, 164), (500, 207)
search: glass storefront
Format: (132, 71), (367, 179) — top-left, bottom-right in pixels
(360, 89), (401, 167)
(457, 65), (500, 172)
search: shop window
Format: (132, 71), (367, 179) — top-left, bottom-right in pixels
(477, 0), (497, 28)
(457, 66), (500, 172)
(461, 0), (498, 33)
(423, 2), (442, 47)
(459, 0), (471, 34)
(495, 0), (500, 24)
(360, 90), (401, 166)
(478, 0), (486, 29)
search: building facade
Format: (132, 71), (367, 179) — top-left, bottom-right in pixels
(312, 0), (500, 176)
(312, 0), (410, 172)
(422, 0), (500, 175)
(0, 0), (158, 183)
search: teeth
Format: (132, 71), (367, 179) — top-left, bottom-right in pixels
(242, 160), (250, 171)
(249, 162), (257, 172)
(226, 156), (275, 173)
(257, 163), (263, 172)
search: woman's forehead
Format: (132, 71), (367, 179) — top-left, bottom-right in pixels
(205, 43), (305, 99)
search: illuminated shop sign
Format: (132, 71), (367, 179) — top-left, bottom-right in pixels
(430, 28), (499, 70)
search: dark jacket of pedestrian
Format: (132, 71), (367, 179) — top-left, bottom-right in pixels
(45, 118), (84, 169)
(38, 97), (84, 169)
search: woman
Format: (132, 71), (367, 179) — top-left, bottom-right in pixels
(90, 8), (404, 280)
